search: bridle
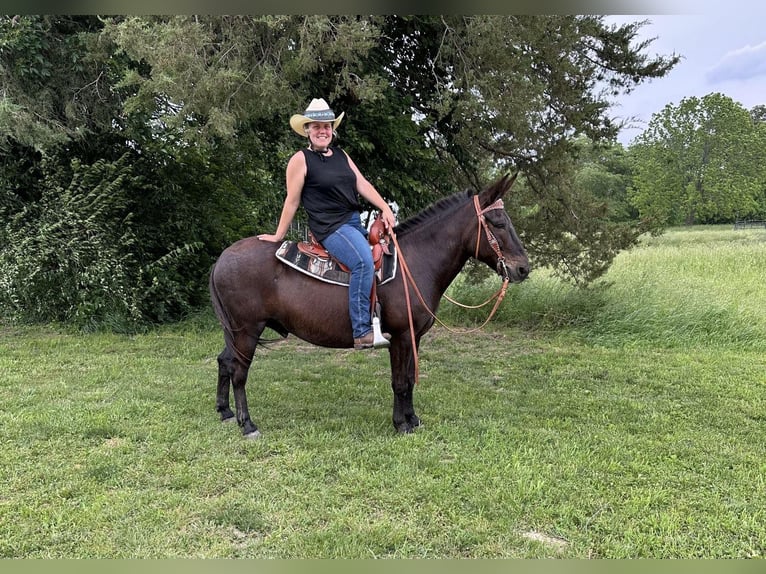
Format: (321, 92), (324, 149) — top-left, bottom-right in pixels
(389, 195), (512, 385)
(473, 195), (511, 281)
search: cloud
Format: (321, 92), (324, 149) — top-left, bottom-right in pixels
(706, 40), (766, 83)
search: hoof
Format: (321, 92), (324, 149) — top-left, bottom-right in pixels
(244, 429), (262, 440)
(395, 425), (416, 434)
(221, 414), (236, 423)
(394, 419), (421, 434)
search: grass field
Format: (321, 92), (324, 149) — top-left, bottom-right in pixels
(1, 225), (765, 558)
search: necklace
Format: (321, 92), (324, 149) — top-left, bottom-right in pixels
(309, 145), (331, 156)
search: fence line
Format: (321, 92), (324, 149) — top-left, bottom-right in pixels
(733, 219), (766, 230)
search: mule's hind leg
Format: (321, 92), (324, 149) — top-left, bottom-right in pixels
(216, 346), (236, 422)
(232, 360), (259, 438)
(229, 331), (263, 439)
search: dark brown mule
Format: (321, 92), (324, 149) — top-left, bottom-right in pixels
(209, 174), (530, 437)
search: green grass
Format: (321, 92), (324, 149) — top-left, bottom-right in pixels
(1, 225), (765, 558)
(446, 225), (766, 349)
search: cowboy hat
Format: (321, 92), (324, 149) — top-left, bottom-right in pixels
(290, 98), (345, 136)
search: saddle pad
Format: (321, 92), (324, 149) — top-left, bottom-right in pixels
(275, 240), (397, 287)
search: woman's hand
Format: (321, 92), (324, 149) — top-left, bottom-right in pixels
(257, 233), (283, 242)
(380, 206), (396, 232)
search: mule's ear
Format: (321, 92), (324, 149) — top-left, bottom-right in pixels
(483, 172), (518, 203)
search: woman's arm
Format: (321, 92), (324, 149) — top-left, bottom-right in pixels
(257, 151), (306, 242)
(344, 152), (396, 230)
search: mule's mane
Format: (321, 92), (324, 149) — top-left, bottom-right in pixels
(394, 188), (474, 237)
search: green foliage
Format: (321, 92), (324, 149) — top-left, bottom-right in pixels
(0, 148), (240, 331)
(0, 16), (118, 149)
(510, 144), (645, 285)
(573, 137), (638, 222)
(100, 14), (678, 264)
(0, 155), (142, 330)
(381, 15), (676, 281)
(0, 15), (683, 329)
(629, 93), (766, 225)
(442, 225), (766, 351)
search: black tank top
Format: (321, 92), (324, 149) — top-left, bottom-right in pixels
(300, 147), (361, 241)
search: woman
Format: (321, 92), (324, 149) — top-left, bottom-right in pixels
(257, 98), (396, 350)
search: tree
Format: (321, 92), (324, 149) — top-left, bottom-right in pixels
(750, 104), (766, 124)
(99, 15), (678, 283)
(1, 15), (681, 328)
(1, 16), (258, 328)
(630, 93), (766, 226)
(574, 137), (637, 222)
(751, 105), (766, 217)
(0, 15), (122, 149)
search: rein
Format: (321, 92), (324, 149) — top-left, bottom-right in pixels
(389, 195), (511, 385)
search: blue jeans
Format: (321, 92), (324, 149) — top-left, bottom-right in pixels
(321, 214), (374, 339)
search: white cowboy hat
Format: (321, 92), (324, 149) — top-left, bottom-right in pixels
(289, 98), (345, 136)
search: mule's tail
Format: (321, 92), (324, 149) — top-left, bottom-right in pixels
(209, 260), (252, 366)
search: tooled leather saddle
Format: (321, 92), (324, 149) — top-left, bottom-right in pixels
(275, 216), (397, 287)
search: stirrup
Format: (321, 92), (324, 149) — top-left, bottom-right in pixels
(372, 316), (390, 348)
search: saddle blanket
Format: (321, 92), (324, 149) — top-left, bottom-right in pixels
(275, 240), (397, 287)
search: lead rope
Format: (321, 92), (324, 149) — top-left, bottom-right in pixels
(388, 196), (511, 385)
(389, 230), (421, 385)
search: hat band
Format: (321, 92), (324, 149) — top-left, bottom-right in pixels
(304, 110), (336, 121)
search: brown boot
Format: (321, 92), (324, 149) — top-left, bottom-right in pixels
(353, 331), (391, 350)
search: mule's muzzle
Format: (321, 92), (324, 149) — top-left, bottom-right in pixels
(498, 258), (530, 283)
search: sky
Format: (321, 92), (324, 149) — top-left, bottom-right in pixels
(605, 8), (766, 145)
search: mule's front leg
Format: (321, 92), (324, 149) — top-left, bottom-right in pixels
(389, 340), (421, 433)
(393, 384), (420, 433)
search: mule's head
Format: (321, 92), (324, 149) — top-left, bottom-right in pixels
(474, 173), (530, 283)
